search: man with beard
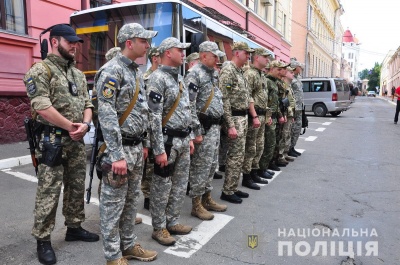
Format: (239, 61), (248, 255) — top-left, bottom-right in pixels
(23, 24), (98, 265)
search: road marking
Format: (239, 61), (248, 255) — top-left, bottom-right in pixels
(330, 118), (337, 120)
(322, 122), (332, 125)
(164, 213), (234, 258)
(305, 136), (317, 141)
(315, 127), (326, 132)
(1, 168), (38, 182)
(257, 171), (282, 186)
(0, 155), (31, 170)
(296, 149), (305, 153)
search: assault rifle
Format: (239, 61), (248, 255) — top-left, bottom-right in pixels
(24, 118), (39, 175)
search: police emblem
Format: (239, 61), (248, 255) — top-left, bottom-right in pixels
(103, 78), (117, 99)
(247, 235), (258, 249)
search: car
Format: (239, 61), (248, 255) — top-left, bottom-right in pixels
(301, 78), (351, 117)
(367, 91), (376, 97)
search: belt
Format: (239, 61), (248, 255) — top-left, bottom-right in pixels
(231, 109), (249, 116)
(254, 107), (267, 115)
(162, 127), (191, 138)
(42, 125), (69, 136)
(121, 132), (147, 146)
(271, 112), (278, 119)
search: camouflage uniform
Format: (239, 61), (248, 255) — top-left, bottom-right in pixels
(24, 53), (93, 240)
(220, 61), (250, 195)
(147, 38), (195, 230)
(274, 78), (289, 160)
(96, 24), (157, 261)
(281, 82), (296, 155)
(186, 62), (224, 198)
(259, 74), (281, 170)
(291, 67), (304, 149)
(242, 65), (270, 174)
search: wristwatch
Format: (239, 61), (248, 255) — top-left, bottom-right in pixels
(83, 122), (91, 132)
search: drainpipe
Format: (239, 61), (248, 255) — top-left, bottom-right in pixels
(81, 0), (88, 10)
(246, 0), (249, 32)
(331, 4), (341, 77)
(305, 0), (310, 76)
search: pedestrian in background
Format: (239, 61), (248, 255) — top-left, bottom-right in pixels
(391, 86), (396, 101)
(393, 86), (400, 124)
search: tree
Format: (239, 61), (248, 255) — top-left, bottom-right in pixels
(367, 63), (381, 91)
(359, 69), (369, 80)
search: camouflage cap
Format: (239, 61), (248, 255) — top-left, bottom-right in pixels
(117, 23), (158, 43)
(186, 52), (199, 64)
(158, 37), (191, 54)
(269, 60), (288, 68)
(199, 41), (226, 57)
(253, 48), (270, 56)
(147, 47), (160, 61)
(105, 47), (121, 61)
(290, 58), (302, 68)
(231, 41), (254, 53)
(287, 66), (296, 71)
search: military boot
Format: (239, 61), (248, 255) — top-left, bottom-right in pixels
(65, 226), (99, 242)
(202, 191), (227, 212)
(268, 162), (281, 171)
(152, 228), (176, 246)
(250, 170), (269, 184)
(242, 174), (260, 190)
(191, 196), (214, 220)
(283, 153), (295, 162)
(122, 243), (158, 261)
(255, 169), (273, 180)
(135, 217), (142, 225)
(293, 148), (302, 156)
(288, 148), (298, 157)
(167, 224), (192, 235)
(213, 172), (223, 179)
(106, 257), (129, 265)
(37, 240), (56, 265)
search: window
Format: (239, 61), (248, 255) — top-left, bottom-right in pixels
(90, 0), (112, 8)
(0, 0), (26, 34)
(311, 81), (331, 92)
(302, 81), (310, 92)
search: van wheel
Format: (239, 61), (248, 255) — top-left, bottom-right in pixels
(330, 111), (341, 117)
(313, 103), (327, 117)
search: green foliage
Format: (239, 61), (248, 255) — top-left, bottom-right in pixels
(359, 63), (381, 91)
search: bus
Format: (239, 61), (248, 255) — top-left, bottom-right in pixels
(70, 0), (275, 84)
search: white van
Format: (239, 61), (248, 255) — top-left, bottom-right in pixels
(301, 78), (351, 117)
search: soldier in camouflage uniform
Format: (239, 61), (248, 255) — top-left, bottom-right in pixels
(147, 37), (196, 246)
(23, 24), (98, 265)
(289, 58), (304, 157)
(281, 67), (297, 162)
(219, 41), (254, 204)
(95, 23), (158, 265)
(185, 52), (199, 75)
(185, 41), (227, 220)
(259, 60), (286, 172)
(242, 48), (273, 189)
(141, 47), (160, 210)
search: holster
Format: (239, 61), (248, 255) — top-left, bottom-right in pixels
(154, 136), (175, 178)
(40, 141), (63, 167)
(101, 162), (128, 188)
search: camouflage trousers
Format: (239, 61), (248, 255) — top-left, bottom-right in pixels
(150, 136), (190, 230)
(32, 138), (86, 240)
(242, 115), (266, 174)
(274, 121), (284, 159)
(281, 117), (293, 154)
(259, 119), (276, 170)
(222, 116), (248, 195)
(291, 110), (302, 149)
(189, 124), (220, 198)
(100, 144), (143, 261)
(141, 151), (154, 199)
(218, 129), (228, 167)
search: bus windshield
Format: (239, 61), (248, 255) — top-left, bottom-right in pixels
(70, 2), (177, 75)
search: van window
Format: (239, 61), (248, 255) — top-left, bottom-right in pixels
(334, 80), (344, 92)
(302, 81), (310, 92)
(311, 81), (331, 92)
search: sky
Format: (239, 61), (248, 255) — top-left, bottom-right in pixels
(340, 0), (400, 70)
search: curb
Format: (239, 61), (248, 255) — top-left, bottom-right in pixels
(0, 155), (32, 170)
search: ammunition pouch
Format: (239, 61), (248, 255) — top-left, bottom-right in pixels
(199, 112), (223, 132)
(154, 136), (175, 178)
(40, 141), (63, 167)
(279, 98), (289, 113)
(101, 162), (128, 188)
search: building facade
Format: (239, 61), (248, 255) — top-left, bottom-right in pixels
(384, 47), (400, 94)
(380, 50), (395, 96)
(291, 0), (343, 78)
(342, 28), (361, 82)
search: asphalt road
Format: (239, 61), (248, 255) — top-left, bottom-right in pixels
(1, 96), (399, 265)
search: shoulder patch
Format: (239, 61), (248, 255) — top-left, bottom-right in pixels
(225, 84), (232, 89)
(149, 91), (162, 103)
(188, 83), (199, 92)
(27, 77), (36, 95)
(102, 78), (117, 99)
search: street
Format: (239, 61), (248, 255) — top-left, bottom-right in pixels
(1, 96), (399, 265)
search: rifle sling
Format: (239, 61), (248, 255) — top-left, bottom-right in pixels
(99, 77), (140, 153)
(162, 82), (183, 127)
(200, 86), (214, 113)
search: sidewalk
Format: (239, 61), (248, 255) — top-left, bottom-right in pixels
(377, 95), (397, 106)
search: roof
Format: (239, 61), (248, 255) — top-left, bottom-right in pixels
(343, 29), (354, 43)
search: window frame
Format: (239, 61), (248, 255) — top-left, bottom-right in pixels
(0, 0), (27, 34)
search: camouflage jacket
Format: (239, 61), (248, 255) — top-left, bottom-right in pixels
(265, 75), (282, 118)
(143, 68), (154, 82)
(184, 62), (224, 136)
(219, 61), (250, 128)
(147, 65), (196, 155)
(286, 83), (296, 117)
(244, 65), (271, 118)
(292, 74), (304, 111)
(23, 53), (93, 125)
(276, 79), (290, 117)
(95, 53), (149, 163)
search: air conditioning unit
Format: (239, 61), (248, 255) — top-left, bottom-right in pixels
(260, 0), (273, 6)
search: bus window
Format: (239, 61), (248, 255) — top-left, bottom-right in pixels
(182, 5), (203, 32)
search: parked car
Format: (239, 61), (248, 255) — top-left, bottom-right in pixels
(301, 78), (351, 117)
(367, 91), (376, 97)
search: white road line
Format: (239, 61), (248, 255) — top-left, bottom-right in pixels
(305, 136), (317, 141)
(137, 213), (152, 226)
(295, 149), (305, 153)
(0, 155), (31, 170)
(315, 127), (326, 132)
(322, 122), (332, 125)
(257, 171), (282, 186)
(329, 118), (337, 120)
(164, 213), (234, 258)
(1, 169), (38, 182)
